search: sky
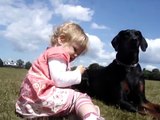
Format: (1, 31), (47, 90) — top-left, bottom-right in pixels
(0, 0), (160, 71)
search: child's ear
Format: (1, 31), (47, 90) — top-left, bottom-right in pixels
(58, 35), (65, 45)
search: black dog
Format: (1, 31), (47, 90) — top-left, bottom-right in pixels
(73, 29), (160, 118)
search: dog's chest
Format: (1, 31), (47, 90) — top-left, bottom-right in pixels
(124, 67), (140, 89)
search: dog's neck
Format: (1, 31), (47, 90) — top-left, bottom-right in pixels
(115, 59), (138, 67)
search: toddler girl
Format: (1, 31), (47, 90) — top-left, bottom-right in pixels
(15, 22), (105, 120)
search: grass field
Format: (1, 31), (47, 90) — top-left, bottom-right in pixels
(0, 67), (160, 120)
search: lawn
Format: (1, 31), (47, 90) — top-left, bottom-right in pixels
(0, 67), (160, 120)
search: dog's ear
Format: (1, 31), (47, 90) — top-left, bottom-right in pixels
(138, 31), (148, 52)
(111, 36), (119, 51)
(140, 37), (148, 52)
(111, 30), (124, 51)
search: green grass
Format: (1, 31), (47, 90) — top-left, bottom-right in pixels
(0, 67), (160, 120)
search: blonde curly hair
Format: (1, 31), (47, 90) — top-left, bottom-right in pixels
(50, 22), (88, 54)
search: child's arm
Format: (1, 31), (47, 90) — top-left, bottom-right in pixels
(48, 59), (85, 87)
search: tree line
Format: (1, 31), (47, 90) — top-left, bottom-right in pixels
(143, 68), (160, 81)
(0, 58), (32, 70)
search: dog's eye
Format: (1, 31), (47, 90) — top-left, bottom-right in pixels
(124, 32), (130, 38)
(135, 31), (141, 36)
(124, 34), (130, 39)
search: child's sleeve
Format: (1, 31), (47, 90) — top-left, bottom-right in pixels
(48, 59), (81, 87)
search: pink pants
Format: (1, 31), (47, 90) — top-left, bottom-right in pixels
(16, 87), (94, 119)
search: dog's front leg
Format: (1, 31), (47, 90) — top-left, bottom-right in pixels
(119, 100), (138, 112)
(118, 90), (137, 112)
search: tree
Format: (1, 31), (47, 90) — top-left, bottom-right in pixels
(0, 58), (3, 67)
(143, 69), (152, 80)
(152, 68), (159, 73)
(25, 61), (32, 70)
(16, 59), (24, 68)
(152, 68), (160, 80)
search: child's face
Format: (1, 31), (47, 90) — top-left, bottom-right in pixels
(62, 42), (85, 62)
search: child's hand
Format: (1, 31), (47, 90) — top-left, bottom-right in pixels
(76, 65), (86, 74)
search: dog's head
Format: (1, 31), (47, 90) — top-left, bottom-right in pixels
(111, 29), (148, 65)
